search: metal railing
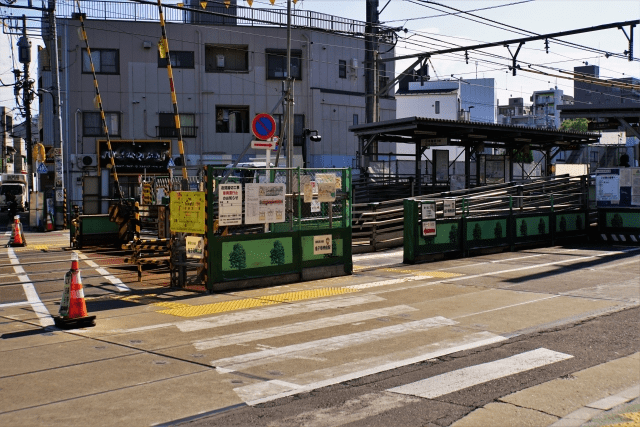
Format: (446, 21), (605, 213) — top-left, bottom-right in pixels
(57, 1), (389, 38)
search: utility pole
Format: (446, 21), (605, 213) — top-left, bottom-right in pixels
(285, 0), (293, 209)
(365, 0), (379, 124)
(46, 0), (65, 229)
(17, 15), (32, 172)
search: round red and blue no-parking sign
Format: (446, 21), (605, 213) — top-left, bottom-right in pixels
(251, 113), (277, 140)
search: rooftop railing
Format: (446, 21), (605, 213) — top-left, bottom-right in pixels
(57, 1), (394, 39)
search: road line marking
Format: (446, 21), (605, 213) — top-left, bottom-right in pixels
(353, 250), (403, 261)
(388, 348), (573, 398)
(76, 251), (130, 292)
(344, 276), (427, 290)
(110, 295), (387, 334)
(7, 248), (54, 327)
(210, 316), (456, 369)
(157, 287), (359, 318)
(243, 332), (507, 406)
(196, 305), (420, 350)
(0, 300), (32, 308)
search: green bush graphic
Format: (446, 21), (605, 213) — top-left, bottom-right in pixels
(270, 240), (285, 265)
(520, 219), (528, 236)
(473, 223), (482, 241)
(494, 222), (503, 239)
(538, 218), (546, 235)
(229, 243), (247, 270)
(611, 213), (623, 228)
(449, 224), (458, 244)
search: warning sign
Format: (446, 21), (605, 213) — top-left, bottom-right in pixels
(313, 235), (332, 255)
(422, 221), (436, 236)
(170, 191), (205, 234)
(186, 236), (204, 259)
(219, 183), (243, 225)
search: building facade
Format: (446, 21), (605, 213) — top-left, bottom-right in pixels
(38, 3), (395, 206)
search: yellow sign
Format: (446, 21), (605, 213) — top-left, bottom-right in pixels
(170, 191), (205, 234)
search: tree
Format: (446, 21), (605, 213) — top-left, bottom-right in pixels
(559, 216), (567, 233)
(494, 221), (503, 239)
(560, 118), (589, 133)
(270, 240), (285, 265)
(538, 218), (546, 235)
(229, 243), (246, 270)
(576, 215), (583, 231)
(449, 224), (458, 244)
(520, 219), (528, 236)
(473, 223), (482, 241)
(611, 213), (623, 228)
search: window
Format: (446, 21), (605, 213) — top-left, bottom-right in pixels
(216, 106), (250, 133)
(266, 49), (302, 80)
(157, 113), (197, 138)
(339, 60), (347, 79)
(83, 112), (120, 136)
(435, 100), (440, 114)
(273, 114), (305, 146)
(205, 45), (248, 72)
(353, 114), (359, 126)
(82, 49), (119, 74)
(158, 51), (194, 68)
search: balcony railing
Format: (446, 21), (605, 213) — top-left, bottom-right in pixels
(57, 1), (393, 40)
(156, 126), (198, 138)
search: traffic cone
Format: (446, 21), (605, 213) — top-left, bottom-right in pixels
(8, 215), (26, 247)
(54, 253), (96, 329)
(46, 213), (54, 231)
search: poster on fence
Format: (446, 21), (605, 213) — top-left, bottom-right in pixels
(170, 191), (205, 234)
(219, 183), (243, 225)
(245, 183), (286, 224)
(316, 174), (336, 202)
(186, 236), (204, 259)
(596, 171), (620, 203)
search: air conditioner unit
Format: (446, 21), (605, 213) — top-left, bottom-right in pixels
(77, 154), (97, 168)
(216, 54), (225, 68)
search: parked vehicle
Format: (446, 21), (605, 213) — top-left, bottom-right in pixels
(0, 174), (29, 213)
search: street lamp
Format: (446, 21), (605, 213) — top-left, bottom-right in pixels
(302, 129), (321, 168)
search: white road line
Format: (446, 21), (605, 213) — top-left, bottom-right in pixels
(196, 305), (419, 351)
(0, 301), (32, 308)
(75, 251), (130, 292)
(111, 294), (386, 334)
(243, 331), (507, 406)
(7, 248), (54, 327)
(211, 316), (457, 370)
(353, 250), (403, 261)
(344, 276), (428, 290)
(388, 348), (573, 399)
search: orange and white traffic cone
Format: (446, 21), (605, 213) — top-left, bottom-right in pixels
(8, 215), (26, 247)
(54, 253), (96, 329)
(46, 213), (54, 232)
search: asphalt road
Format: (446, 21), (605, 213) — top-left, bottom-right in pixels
(1, 232), (638, 427)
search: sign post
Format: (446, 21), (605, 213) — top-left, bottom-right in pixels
(252, 113), (278, 232)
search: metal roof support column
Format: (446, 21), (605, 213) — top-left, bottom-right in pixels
(464, 145), (471, 189)
(475, 147), (481, 187)
(508, 147), (514, 182)
(415, 140), (421, 196)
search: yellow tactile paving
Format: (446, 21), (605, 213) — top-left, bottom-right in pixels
(606, 412), (640, 427)
(155, 287), (359, 317)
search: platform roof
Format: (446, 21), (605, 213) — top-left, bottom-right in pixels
(349, 117), (600, 150)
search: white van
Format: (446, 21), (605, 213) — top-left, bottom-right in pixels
(0, 174), (28, 212)
(224, 162), (275, 182)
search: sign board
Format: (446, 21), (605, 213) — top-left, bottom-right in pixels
(310, 199), (320, 212)
(316, 174), (336, 202)
(421, 201), (436, 220)
(303, 182), (313, 203)
(632, 169), (640, 205)
(313, 235), (332, 255)
(218, 183), (243, 225)
(55, 189), (64, 202)
(54, 155), (63, 188)
(588, 121), (620, 131)
(421, 138), (448, 146)
(167, 157), (175, 167)
(422, 221), (436, 236)
(443, 199), (456, 217)
(98, 140), (171, 174)
(170, 191), (205, 234)
(37, 162), (48, 174)
(186, 236), (204, 259)
(251, 113), (277, 140)
(596, 172), (620, 203)
(251, 140), (277, 150)
(244, 183), (286, 224)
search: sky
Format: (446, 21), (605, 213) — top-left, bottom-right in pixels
(1, 0), (639, 125)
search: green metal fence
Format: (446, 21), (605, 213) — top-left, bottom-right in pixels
(404, 191), (588, 264)
(205, 166), (352, 291)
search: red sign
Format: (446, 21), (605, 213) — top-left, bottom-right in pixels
(251, 113), (277, 140)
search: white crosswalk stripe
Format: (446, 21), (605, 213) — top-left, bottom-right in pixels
(388, 348), (573, 399)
